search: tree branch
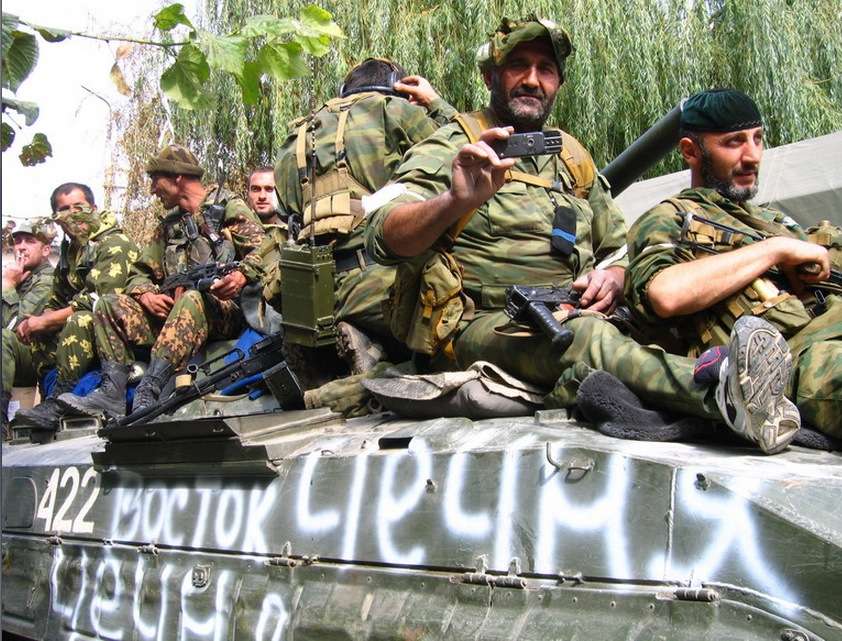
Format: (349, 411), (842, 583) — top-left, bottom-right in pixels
(19, 19), (189, 48)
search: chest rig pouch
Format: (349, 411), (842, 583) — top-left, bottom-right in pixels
(162, 196), (235, 278)
(385, 111), (597, 358)
(668, 198), (812, 350)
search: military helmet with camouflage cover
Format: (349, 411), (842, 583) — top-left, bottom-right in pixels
(11, 218), (57, 244)
(475, 15), (573, 81)
(145, 144), (204, 178)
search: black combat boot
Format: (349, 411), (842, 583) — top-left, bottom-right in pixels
(1, 390), (12, 441)
(57, 361), (130, 419)
(15, 379), (77, 431)
(130, 358), (174, 414)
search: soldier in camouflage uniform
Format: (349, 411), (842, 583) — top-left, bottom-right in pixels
(59, 145), (265, 419)
(247, 166), (288, 304)
(272, 58), (456, 374)
(13, 183), (139, 431)
(1, 219), (55, 437)
(626, 89), (841, 445)
(366, 18), (790, 452)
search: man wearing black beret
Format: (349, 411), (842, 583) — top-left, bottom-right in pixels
(626, 88), (841, 451)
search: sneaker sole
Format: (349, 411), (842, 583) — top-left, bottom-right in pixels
(730, 316), (799, 453)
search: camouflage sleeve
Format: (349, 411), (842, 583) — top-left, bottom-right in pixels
(274, 135), (303, 219)
(125, 230), (166, 296)
(12, 269), (54, 322)
(365, 126), (459, 265)
(624, 202), (696, 323)
(588, 174), (629, 268)
(45, 266), (75, 312)
(70, 233), (140, 311)
(425, 97), (457, 127)
(223, 197), (265, 284)
(384, 99), (450, 159)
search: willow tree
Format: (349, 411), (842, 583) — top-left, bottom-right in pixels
(157, 0), (840, 185)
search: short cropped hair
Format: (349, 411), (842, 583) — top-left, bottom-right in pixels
(50, 182), (95, 213)
(248, 166), (275, 187)
(342, 59), (407, 95)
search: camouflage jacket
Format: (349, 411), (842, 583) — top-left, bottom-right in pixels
(126, 186), (264, 296)
(625, 187), (839, 354)
(1, 259), (54, 329)
(365, 108), (628, 311)
(46, 213), (139, 313)
(274, 93), (456, 254)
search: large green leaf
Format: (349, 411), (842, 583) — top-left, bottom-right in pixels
(197, 31), (247, 77)
(33, 24), (69, 43)
(153, 3), (194, 32)
(160, 43), (210, 110)
(240, 15), (298, 39)
(294, 6), (343, 57)
(2, 30), (39, 92)
(299, 5), (343, 38)
(1, 13), (19, 60)
(238, 60), (261, 105)
(1, 121), (15, 152)
(257, 41), (308, 81)
(1, 96), (39, 125)
(19, 132), (51, 166)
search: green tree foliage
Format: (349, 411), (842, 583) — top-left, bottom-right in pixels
(166, 0), (842, 180)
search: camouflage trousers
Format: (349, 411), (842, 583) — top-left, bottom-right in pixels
(450, 312), (721, 421)
(335, 264), (394, 338)
(93, 291), (245, 370)
(1, 312), (96, 392)
(784, 294), (842, 437)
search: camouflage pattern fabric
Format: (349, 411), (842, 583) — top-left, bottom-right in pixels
(46, 211), (139, 314)
(258, 224), (289, 306)
(2, 329), (41, 392)
(93, 291), (244, 370)
(1, 260), (54, 329)
(125, 187), (265, 296)
(274, 93), (456, 331)
(54, 311), (98, 381)
(626, 187), (842, 435)
(366, 107), (628, 310)
(450, 311), (720, 421)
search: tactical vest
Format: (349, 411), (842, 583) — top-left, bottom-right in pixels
(293, 93), (376, 239)
(162, 191), (236, 278)
(384, 111), (598, 357)
(665, 198), (813, 352)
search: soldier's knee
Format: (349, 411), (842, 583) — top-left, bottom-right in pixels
(171, 290), (205, 315)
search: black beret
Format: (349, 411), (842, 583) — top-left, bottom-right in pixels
(681, 89), (762, 133)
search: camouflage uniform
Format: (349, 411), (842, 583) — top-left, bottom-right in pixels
(365, 110), (722, 420)
(626, 187), (842, 435)
(2, 258), (54, 392)
(273, 92), (456, 337)
(93, 188), (265, 370)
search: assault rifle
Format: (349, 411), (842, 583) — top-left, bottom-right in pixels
(104, 333), (303, 430)
(504, 285), (578, 350)
(676, 211), (842, 296)
(159, 261), (242, 294)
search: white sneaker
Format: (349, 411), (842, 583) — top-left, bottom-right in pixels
(714, 316), (800, 454)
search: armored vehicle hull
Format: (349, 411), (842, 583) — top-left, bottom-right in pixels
(3, 407), (841, 640)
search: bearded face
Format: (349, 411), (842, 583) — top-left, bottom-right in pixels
(486, 39), (561, 132)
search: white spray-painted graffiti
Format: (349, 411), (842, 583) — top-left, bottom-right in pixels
(31, 436), (800, 639)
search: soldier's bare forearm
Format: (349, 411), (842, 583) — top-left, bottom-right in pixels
(647, 239), (787, 317)
(33, 306), (73, 334)
(381, 191), (467, 258)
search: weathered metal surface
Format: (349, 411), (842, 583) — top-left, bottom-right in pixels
(3, 409), (842, 640)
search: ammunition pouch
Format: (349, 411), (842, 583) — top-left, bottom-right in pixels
(384, 249), (473, 357)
